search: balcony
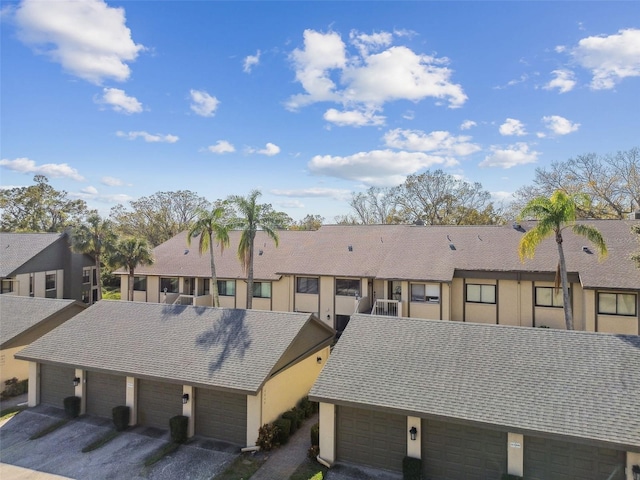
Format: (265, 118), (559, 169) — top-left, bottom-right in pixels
(371, 299), (402, 317)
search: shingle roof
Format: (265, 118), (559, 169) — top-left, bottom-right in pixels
(0, 233), (65, 278)
(128, 220), (639, 289)
(0, 295), (81, 347)
(310, 314), (640, 450)
(16, 300), (333, 394)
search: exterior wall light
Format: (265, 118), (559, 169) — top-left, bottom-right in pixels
(182, 393), (189, 404)
(409, 426), (418, 441)
(632, 465), (640, 480)
(73, 377), (81, 387)
(317, 356), (322, 364)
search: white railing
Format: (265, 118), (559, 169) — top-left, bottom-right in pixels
(371, 299), (402, 317)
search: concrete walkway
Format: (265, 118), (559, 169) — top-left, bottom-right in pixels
(250, 413), (317, 480)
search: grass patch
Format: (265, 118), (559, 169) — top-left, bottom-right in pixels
(29, 418), (70, 440)
(82, 430), (121, 453)
(0, 405), (25, 421)
(144, 442), (181, 467)
(213, 451), (267, 480)
(289, 458), (328, 480)
(102, 288), (121, 300)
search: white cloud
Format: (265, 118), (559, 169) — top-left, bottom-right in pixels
(323, 108), (385, 127)
(14, 0), (143, 84)
(96, 87), (142, 113)
(541, 115), (580, 135)
(116, 131), (179, 143)
(480, 143), (540, 169)
(81, 185), (99, 195)
(207, 140), (235, 154)
(0, 157), (84, 181)
(571, 28), (640, 89)
(257, 143), (281, 156)
(277, 200), (305, 209)
(270, 187), (352, 201)
(189, 89), (219, 117)
(287, 29), (466, 114)
(308, 149), (452, 186)
(101, 176), (125, 186)
(383, 129), (481, 156)
(460, 120), (477, 130)
(243, 50), (261, 73)
(494, 74), (528, 90)
(490, 191), (515, 203)
(499, 118), (527, 136)
(543, 69), (576, 93)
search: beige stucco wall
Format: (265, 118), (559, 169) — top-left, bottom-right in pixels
(218, 294), (236, 308)
(583, 289), (596, 332)
(271, 277), (289, 312)
(0, 346), (29, 388)
(627, 451), (640, 480)
(451, 278), (464, 321)
(295, 293), (319, 314)
(498, 280), (520, 327)
(441, 283), (451, 320)
(28, 362), (39, 407)
(407, 416), (421, 458)
(236, 281), (248, 309)
(507, 433), (524, 476)
(319, 277), (334, 328)
(246, 392), (262, 447)
(252, 296), (271, 311)
(261, 345), (330, 425)
(318, 402), (336, 465)
(598, 314), (639, 335)
(15, 273), (30, 296)
(409, 301), (440, 320)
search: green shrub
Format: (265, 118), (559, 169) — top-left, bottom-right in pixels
(2, 377), (27, 397)
(501, 475), (523, 480)
(273, 418), (291, 445)
(256, 423), (280, 451)
(282, 407), (302, 433)
(402, 456), (422, 480)
(307, 444), (320, 459)
(310, 422), (319, 446)
(112, 405), (130, 431)
(298, 396), (313, 418)
(169, 415), (189, 444)
(63, 396), (81, 418)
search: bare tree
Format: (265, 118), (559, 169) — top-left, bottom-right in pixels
(348, 187), (396, 224)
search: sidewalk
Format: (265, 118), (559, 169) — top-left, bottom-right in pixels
(0, 393), (28, 412)
(250, 414), (317, 480)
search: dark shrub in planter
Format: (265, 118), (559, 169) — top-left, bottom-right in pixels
(273, 418), (291, 445)
(256, 423), (280, 451)
(402, 456), (422, 480)
(310, 422), (319, 446)
(169, 415), (189, 444)
(307, 444), (320, 459)
(63, 396), (81, 418)
(282, 408), (302, 433)
(112, 405), (130, 431)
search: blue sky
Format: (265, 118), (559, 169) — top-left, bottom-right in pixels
(1, 1), (639, 222)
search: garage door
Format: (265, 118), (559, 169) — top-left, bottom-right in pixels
(422, 419), (507, 480)
(336, 406), (406, 472)
(137, 379), (182, 429)
(40, 364), (75, 407)
(195, 388), (246, 445)
(524, 436), (625, 480)
(85, 371), (126, 418)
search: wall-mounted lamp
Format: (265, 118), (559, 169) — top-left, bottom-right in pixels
(632, 465), (640, 480)
(182, 393), (189, 405)
(316, 356), (322, 364)
(409, 426), (418, 441)
(326, 314), (331, 320)
(73, 377), (81, 387)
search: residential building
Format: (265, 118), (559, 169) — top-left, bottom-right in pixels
(0, 296), (86, 391)
(117, 220), (640, 335)
(0, 232), (97, 304)
(310, 314), (640, 479)
(16, 301), (335, 446)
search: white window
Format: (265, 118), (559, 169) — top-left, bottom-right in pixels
(466, 284), (496, 304)
(410, 283), (440, 303)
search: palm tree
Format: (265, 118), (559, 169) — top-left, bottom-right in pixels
(110, 237), (154, 301)
(518, 190), (607, 330)
(229, 190), (279, 309)
(72, 212), (117, 301)
(187, 206), (230, 307)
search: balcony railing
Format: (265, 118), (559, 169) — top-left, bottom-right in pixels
(371, 299), (402, 317)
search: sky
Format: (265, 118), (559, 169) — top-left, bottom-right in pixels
(1, 1), (639, 222)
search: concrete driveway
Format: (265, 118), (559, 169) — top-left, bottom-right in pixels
(0, 405), (238, 480)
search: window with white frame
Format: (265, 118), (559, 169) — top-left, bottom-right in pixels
(335, 278), (360, 296)
(296, 277), (319, 294)
(466, 284), (496, 304)
(217, 280), (235, 296)
(535, 287), (566, 308)
(160, 277), (178, 294)
(598, 292), (637, 316)
(253, 282), (271, 298)
(410, 283), (440, 303)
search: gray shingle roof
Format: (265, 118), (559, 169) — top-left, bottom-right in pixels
(0, 233), (65, 278)
(310, 314), (640, 450)
(0, 295), (81, 347)
(128, 220), (639, 290)
(17, 300), (333, 394)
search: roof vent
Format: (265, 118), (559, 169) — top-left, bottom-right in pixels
(582, 246), (592, 254)
(512, 222), (521, 230)
(348, 245), (353, 252)
(259, 249), (264, 256)
(449, 243), (456, 251)
(184, 249), (189, 255)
